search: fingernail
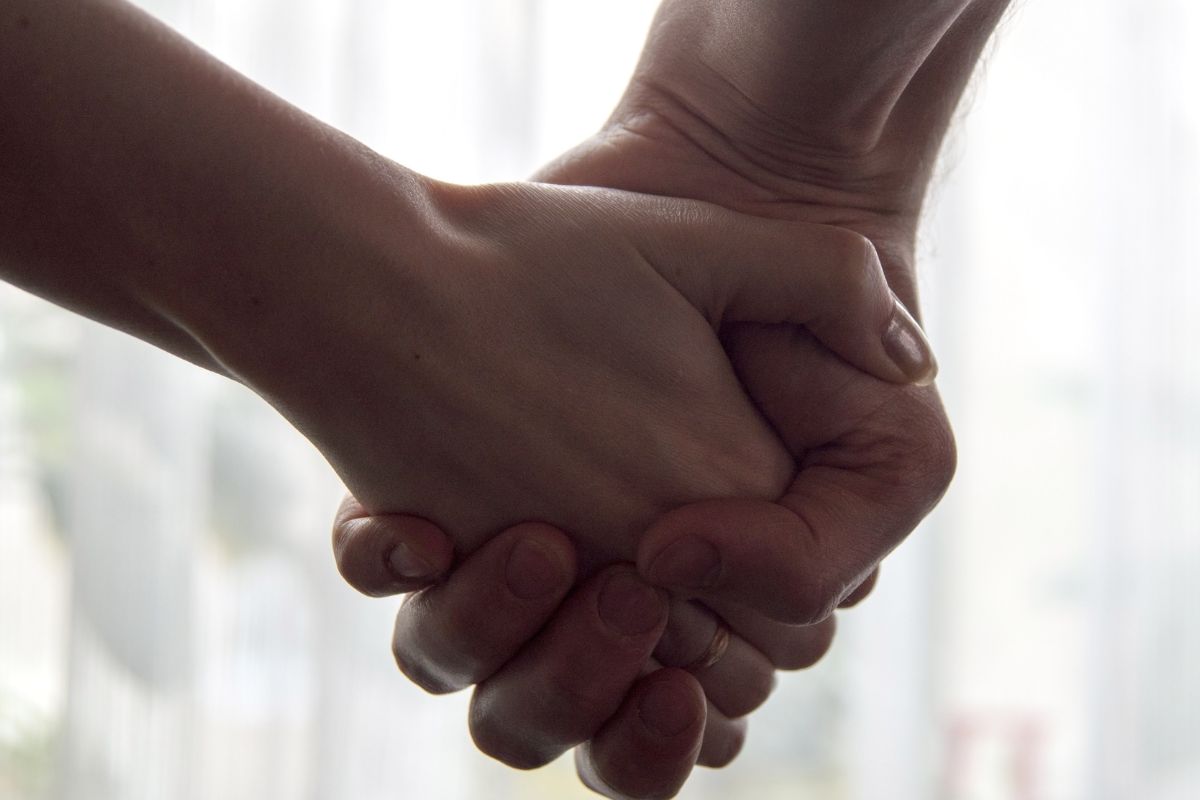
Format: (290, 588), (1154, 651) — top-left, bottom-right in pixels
(645, 537), (721, 590)
(387, 542), (434, 580)
(638, 680), (697, 738)
(505, 537), (569, 600)
(882, 297), (938, 386)
(598, 570), (665, 636)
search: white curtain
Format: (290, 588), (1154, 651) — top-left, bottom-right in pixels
(1, 1), (1197, 798)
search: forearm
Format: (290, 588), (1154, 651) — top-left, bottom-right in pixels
(0, 0), (431, 377)
(614, 0), (1011, 211)
(646, 1), (968, 134)
(637, 0), (1004, 145)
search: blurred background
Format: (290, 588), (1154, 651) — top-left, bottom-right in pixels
(1, 0), (1197, 798)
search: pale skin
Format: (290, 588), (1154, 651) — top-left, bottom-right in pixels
(333, 1), (1015, 798)
(0, 0), (935, 795)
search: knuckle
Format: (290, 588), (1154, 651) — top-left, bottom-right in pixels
(469, 699), (561, 770)
(391, 644), (462, 695)
(330, 517), (364, 576)
(330, 516), (408, 598)
(578, 752), (664, 800)
(777, 578), (842, 626)
(827, 230), (882, 299)
(330, 522), (350, 563)
(435, 605), (489, 668)
(767, 620), (836, 671)
(391, 596), (472, 695)
(903, 394), (958, 500)
(330, 496), (370, 563)
(540, 669), (616, 740)
(861, 390), (958, 512)
(718, 670), (776, 718)
(471, 665), (615, 770)
(699, 722), (746, 769)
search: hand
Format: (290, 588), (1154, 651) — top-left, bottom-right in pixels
(314, 179), (925, 797)
(529, 0), (1014, 621)
(230, 177), (927, 572)
(320, 180), (917, 791)
(387, 3), (992, 787)
(332, 500), (839, 799)
(332, 2), (1006, 794)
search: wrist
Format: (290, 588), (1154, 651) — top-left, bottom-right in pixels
(156, 149), (441, 396)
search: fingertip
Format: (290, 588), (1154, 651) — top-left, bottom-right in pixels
(466, 567), (671, 773)
(779, 615), (836, 671)
(636, 669), (706, 741)
(576, 670), (705, 799)
(387, 538), (439, 581)
(636, 504), (727, 592)
(333, 510), (455, 597)
(597, 566), (670, 638)
(502, 523), (578, 601)
(638, 500), (826, 623)
(696, 711), (747, 769)
(469, 694), (560, 770)
(391, 521), (578, 696)
(639, 535), (723, 593)
(382, 516), (455, 582)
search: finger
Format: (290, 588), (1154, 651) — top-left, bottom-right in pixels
(332, 494), (455, 596)
(574, 669), (705, 800)
(637, 494), (923, 625)
(839, 567), (880, 608)
(654, 600), (776, 718)
(634, 210), (937, 386)
(637, 498), (844, 625)
(639, 328), (953, 624)
(392, 522), (576, 694)
(707, 600), (838, 672)
(696, 703), (747, 769)
(469, 565), (668, 769)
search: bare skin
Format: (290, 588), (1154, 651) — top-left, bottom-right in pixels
(334, 1), (1014, 797)
(0, 3), (936, 798)
(0, 0), (935, 561)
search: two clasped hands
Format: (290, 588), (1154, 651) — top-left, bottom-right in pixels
(0, 0), (1010, 797)
(321, 2), (1010, 796)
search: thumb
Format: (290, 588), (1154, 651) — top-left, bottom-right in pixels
(332, 494), (456, 597)
(638, 210), (937, 386)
